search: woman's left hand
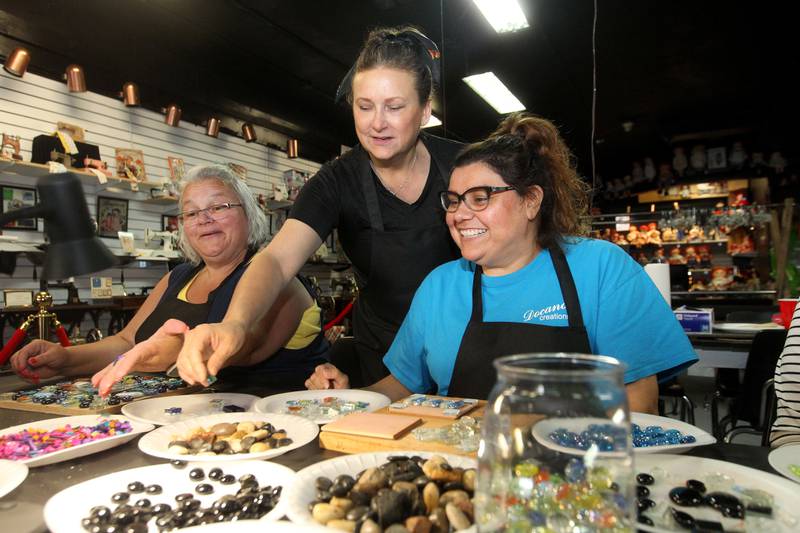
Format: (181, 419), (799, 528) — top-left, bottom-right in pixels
(91, 319), (189, 396)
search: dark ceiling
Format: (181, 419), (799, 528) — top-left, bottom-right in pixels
(1, 0), (798, 181)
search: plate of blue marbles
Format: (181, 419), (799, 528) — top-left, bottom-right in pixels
(532, 412), (716, 456)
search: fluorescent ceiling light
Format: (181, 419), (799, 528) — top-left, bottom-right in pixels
(462, 72), (525, 114)
(472, 0), (529, 34)
(422, 115), (442, 128)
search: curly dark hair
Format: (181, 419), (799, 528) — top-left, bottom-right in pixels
(453, 112), (590, 250)
(349, 26), (435, 105)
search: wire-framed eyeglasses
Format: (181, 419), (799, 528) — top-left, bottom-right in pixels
(177, 203), (243, 224)
(439, 186), (515, 213)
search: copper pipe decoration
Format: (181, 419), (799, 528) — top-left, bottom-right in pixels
(206, 117), (221, 137)
(242, 123), (257, 143)
(287, 138), (299, 158)
(164, 104), (182, 127)
(3, 47), (31, 77)
(121, 82), (140, 106)
(65, 64), (87, 92)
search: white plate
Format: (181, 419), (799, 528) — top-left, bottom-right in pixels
(0, 414), (154, 467)
(138, 412), (318, 462)
(253, 389), (391, 424)
(531, 412), (716, 457)
(768, 444), (800, 484)
(636, 454), (800, 532)
(714, 322), (784, 332)
(43, 460), (297, 533)
(122, 393), (259, 426)
(0, 459), (28, 498)
(182, 520), (330, 532)
(285, 451), (476, 529)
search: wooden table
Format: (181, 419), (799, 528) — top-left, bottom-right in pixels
(0, 374), (782, 533)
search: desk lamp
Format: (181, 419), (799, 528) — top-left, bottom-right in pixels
(0, 172), (117, 365)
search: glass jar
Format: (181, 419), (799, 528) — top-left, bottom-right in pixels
(476, 353), (634, 532)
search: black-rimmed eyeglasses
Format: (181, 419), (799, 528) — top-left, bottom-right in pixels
(439, 186), (515, 213)
(177, 203), (243, 224)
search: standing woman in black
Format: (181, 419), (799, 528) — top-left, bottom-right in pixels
(171, 26), (463, 386)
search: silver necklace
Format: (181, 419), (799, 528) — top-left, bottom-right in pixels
(370, 149), (418, 197)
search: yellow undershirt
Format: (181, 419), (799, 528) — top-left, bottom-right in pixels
(177, 271), (321, 350)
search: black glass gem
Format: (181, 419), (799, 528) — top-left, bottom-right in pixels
(111, 492), (130, 503)
(126, 481), (145, 493)
(637, 498), (656, 512)
(151, 503), (172, 515)
(175, 493), (194, 502)
(686, 479), (706, 493)
(706, 492), (745, 519)
(220, 474), (236, 485)
(189, 468), (205, 481)
(636, 485), (650, 498)
(134, 498), (151, 508)
(669, 487), (704, 506)
(170, 460), (188, 469)
(670, 507), (695, 529)
(145, 484), (162, 495)
(746, 503), (773, 517)
(209, 468), (223, 480)
(196, 483), (214, 495)
(694, 519), (724, 531)
(638, 515), (654, 526)
(636, 473), (655, 485)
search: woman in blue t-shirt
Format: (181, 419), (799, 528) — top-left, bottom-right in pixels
(307, 113), (697, 411)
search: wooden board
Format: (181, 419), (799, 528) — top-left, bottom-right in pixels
(388, 394), (480, 419)
(0, 377), (200, 416)
(321, 412), (422, 439)
(319, 402), (485, 458)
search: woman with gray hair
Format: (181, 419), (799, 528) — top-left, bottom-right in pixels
(12, 164), (329, 393)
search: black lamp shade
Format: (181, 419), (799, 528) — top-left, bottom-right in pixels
(37, 173), (117, 279)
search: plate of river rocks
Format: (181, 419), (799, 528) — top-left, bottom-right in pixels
(43, 460), (297, 533)
(138, 412), (318, 462)
(285, 451), (477, 532)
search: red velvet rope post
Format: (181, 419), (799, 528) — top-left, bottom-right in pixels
(0, 328), (27, 366)
(55, 325), (71, 347)
(323, 300), (355, 331)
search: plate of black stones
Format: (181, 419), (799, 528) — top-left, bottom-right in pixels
(634, 454), (800, 532)
(43, 460), (297, 533)
(285, 451), (477, 532)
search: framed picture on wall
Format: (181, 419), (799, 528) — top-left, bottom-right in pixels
(1, 185), (38, 230)
(162, 214), (179, 232)
(167, 156), (185, 183)
(96, 196), (129, 237)
(115, 148), (147, 181)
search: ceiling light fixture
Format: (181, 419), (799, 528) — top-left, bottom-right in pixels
(164, 104), (182, 127)
(472, 0), (529, 34)
(462, 72), (525, 114)
(206, 117), (220, 138)
(64, 64), (87, 92)
(287, 138), (299, 158)
(242, 123), (257, 143)
(422, 115), (442, 129)
(3, 47), (31, 77)
(120, 82), (140, 106)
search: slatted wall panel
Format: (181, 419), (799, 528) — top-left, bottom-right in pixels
(1, 69), (324, 340)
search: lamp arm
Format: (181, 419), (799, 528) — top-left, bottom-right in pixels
(0, 203), (49, 227)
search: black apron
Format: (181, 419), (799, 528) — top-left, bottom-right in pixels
(353, 149), (457, 384)
(448, 246), (592, 399)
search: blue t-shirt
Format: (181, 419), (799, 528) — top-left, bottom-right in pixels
(384, 238), (697, 395)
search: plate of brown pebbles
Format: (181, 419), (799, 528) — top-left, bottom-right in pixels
(285, 451), (477, 532)
(137, 412), (318, 462)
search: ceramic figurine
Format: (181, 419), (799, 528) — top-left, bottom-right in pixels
(729, 142), (747, 170)
(710, 267), (733, 291)
(636, 252), (649, 266)
(672, 147), (688, 177)
(698, 245), (712, 267)
(657, 163), (673, 194)
(689, 145), (707, 174)
(668, 247), (686, 265)
(647, 222), (662, 246)
(652, 248), (667, 263)
(661, 227), (677, 242)
(643, 157), (656, 182)
(685, 246), (699, 267)
(768, 151), (787, 174)
(687, 225), (704, 241)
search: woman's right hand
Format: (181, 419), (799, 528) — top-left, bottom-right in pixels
(305, 363), (350, 390)
(9, 340), (69, 383)
(176, 321), (247, 385)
